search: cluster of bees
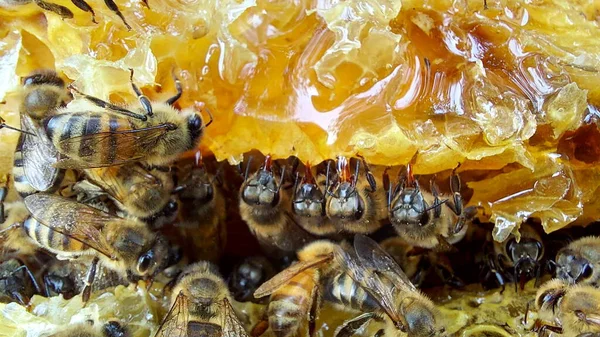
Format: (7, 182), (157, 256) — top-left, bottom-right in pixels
(0, 69), (599, 337)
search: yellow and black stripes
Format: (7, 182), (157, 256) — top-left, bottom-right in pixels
(23, 217), (88, 254)
(267, 269), (316, 337)
(323, 272), (379, 312)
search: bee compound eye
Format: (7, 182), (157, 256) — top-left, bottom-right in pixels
(137, 251), (154, 274)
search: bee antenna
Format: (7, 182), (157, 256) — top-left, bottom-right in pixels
(165, 67), (182, 106)
(201, 108), (214, 129)
(277, 166), (286, 192)
(128, 68), (153, 117)
(352, 158), (360, 186)
(419, 199), (448, 215)
(244, 156), (253, 181)
(0, 118), (36, 137)
(325, 161), (336, 198)
(293, 171), (300, 200)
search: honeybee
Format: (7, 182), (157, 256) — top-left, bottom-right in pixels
(239, 155), (315, 259)
(49, 320), (130, 337)
(42, 259), (127, 299)
(333, 235), (442, 337)
(83, 163), (174, 218)
(325, 156), (386, 235)
(172, 151), (226, 262)
(4, 193), (175, 303)
(555, 236), (600, 287)
(253, 241), (337, 337)
(154, 261), (249, 337)
(387, 164), (476, 250)
(0, 258), (40, 308)
(494, 222), (545, 291)
(45, 69), (208, 170)
(379, 237), (464, 288)
(228, 256), (275, 303)
(12, 70), (72, 197)
(291, 162), (337, 237)
(535, 279), (600, 337)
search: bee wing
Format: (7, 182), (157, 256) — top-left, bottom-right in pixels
(20, 115), (61, 191)
(353, 234), (417, 292)
(333, 236), (408, 329)
(54, 124), (173, 169)
(23, 193), (116, 259)
(154, 291), (190, 337)
(85, 165), (158, 204)
(253, 254), (333, 298)
(221, 298), (249, 337)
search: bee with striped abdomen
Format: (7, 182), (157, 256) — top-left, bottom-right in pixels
(253, 241), (336, 337)
(154, 261), (249, 337)
(333, 235), (442, 337)
(325, 156), (386, 235)
(12, 70), (72, 197)
(3, 193), (176, 303)
(45, 69), (208, 170)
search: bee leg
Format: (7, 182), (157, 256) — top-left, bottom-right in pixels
(81, 256), (99, 305)
(429, 179), (443, 219)
(0, 186), (7, 224)
(68, 85), (147, 120)
(575, 310), (600, 327)
(69, 0), (97, 23)
(356, 154), (376, 192)
(250, 318), (269, 337)
(308, 284), (321, 337)
(333, 312), (376, 337)
(33, 0), (74, 20)
(103, 0), (131, 30)
(128, 69), (152, 116)
(13, 264), (42, 295)
(10, 289), (31, 311)
(165, 70), (182, 106)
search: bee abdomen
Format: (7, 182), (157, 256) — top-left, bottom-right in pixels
(268, 272), (314, 337)
(324, 273), (379, 312)
(45, 112), (127, 164)
(12, 145), (37, 197)
(24, 217), (87, 254)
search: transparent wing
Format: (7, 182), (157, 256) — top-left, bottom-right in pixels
(20, 115), (61, 191)
(353, 234), (417, 292)
(221, 298), (249, 337)
(154, 291), (190, 337)
(85, 164), (159, 204)
(333, 236), (406, 329)
(55, 124), (172, 169)
(253, 254), (333, 298)
(23, 193), (118, 258)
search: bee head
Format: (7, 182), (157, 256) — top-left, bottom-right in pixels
(506, 237), (543, 281)
(135, 235), (171, 278)
(535, 280), (567, 311)
(556, 248), (594, 284)
(292, 182), (325, 218)
(241, 155), (282, 207)
(389, 185), (429, 227)
(327, 182), (364, 220)
(228, 257), (273, 302)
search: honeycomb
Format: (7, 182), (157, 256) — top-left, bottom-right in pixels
(0, 0), (599, 336)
